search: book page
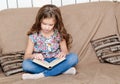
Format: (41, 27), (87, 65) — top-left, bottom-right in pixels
(49, 57), (66, 67)
(33, 57), (66, 69)
(33, 59), (50, 68)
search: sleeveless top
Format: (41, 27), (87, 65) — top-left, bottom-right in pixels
(29, 30), (61, 58)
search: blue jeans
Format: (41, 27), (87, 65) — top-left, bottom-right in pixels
(22, 53), (78, 77)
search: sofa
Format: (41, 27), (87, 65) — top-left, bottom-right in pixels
(0, 1), (120, 84)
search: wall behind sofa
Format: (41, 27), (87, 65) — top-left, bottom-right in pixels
(0, 0), (119, 11)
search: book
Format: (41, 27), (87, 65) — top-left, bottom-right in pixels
(32, 57), (66, 69)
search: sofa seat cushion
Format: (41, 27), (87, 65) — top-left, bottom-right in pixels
(0, 51), (24, 76)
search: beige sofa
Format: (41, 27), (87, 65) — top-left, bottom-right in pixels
(0, 1), (120, 84)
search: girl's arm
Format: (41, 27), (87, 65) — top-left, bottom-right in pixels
(56, 39), (69, 58)
(23, 38), (34, 59)
(60, 39), (69, 54)
(24, 37), (44, 60)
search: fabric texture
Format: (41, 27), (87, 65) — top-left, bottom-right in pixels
(29, 29), (61, 58)
(91, 34), (120, 64)
(0, 51), (24, 76)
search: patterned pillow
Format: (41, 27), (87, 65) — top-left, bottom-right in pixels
(91, 34), (120, 65)
(0, 51), (24, 76)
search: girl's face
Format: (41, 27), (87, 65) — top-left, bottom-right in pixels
(41, 18), (56, 33)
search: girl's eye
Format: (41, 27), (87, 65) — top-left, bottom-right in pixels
(49, 24), (54, 26)
(42, 22), (47, 25)
(42, 22), (54, 26)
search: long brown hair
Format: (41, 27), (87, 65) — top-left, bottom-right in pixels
(27, 4), (72, 50)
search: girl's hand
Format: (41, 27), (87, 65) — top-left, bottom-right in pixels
(56, 52), (67, 58)
(33, 53), (44, 61)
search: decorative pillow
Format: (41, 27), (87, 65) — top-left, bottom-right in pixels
(0, 51), (24, 76)
(91, 34), (120, 65)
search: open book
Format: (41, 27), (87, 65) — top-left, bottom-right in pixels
(32, 57), (66, 69)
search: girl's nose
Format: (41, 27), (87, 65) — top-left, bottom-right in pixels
(45, 25), (49, 29)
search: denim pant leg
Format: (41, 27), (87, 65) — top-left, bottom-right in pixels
(44, 53), (78, 77)
(22, 59), (47, 74)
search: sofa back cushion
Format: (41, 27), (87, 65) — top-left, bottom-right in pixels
(60, 2), (117, 60)
(0, 8), (39, 54)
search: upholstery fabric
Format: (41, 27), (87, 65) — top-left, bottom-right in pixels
(0, 1), (120, 84)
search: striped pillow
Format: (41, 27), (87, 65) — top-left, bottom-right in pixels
(0, 51), (24, 76)
(91, 34), (120, 65)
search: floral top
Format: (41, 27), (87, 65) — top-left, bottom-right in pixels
(29, 30), (61, 58)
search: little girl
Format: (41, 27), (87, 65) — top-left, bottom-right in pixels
(22, 4), (78, 80)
